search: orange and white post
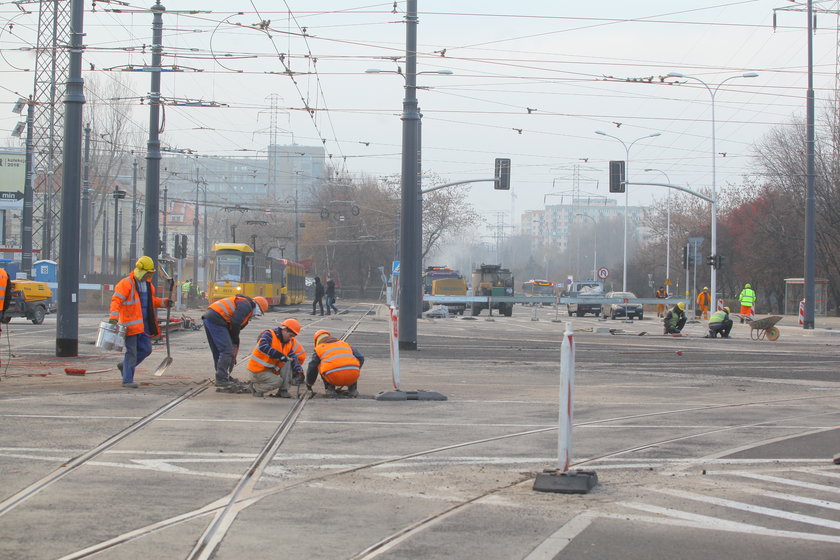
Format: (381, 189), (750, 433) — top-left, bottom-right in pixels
(799, 299), (805, 326)
(388, 305), (400, 390)
(557, 322), (576, 473)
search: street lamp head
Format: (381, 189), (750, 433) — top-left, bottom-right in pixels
(648, 132), (662, 138)
(667, 72), (684, 78)
(741, 72), (759, 78)
(365, 68), (386, 74)
(595, 130), (607, 136)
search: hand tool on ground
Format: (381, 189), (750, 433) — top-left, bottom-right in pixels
(153, 263), (175, 376)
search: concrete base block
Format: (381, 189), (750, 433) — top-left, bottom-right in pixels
(595, 327), (611, 333)
(533, 469), (598, 494)
(375, 390), (448, 402)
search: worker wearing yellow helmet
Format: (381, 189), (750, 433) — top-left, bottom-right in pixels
(246, 318), (305, 398)
(109, 256), (173, 388)
(204, 294), (269, 391)
(706, 306), (733, 339)
(738, 283), (757, 323)
(663, 301), (687, 335)
(306, 329), (365, 397)
(696, 286), (711, 320)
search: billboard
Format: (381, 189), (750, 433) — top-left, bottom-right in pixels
(0, 149), (25, 210)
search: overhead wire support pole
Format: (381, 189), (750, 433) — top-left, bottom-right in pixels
(804, 0), (816, 329)
(56, 0), (86, 357)
(144, 2), (165, 271)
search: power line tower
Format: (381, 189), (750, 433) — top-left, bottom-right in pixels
(31, 0), (71, 261)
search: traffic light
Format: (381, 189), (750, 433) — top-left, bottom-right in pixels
(681, 246), (688, 268)
(707, 255), (715, 267)
(716, 255), (725, 269)
(609, 160), (626, 193)
(173, 235), (182, 258)
(179, 234), (188, 259)
(494, 158), (511, 190)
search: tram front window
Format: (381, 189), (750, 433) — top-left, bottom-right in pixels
(215, 254), (242, 282)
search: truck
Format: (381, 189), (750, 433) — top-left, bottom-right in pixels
(565, 280), (605, 317)
(2, 279), (54, 325)
(422, 266), (468, 315)
(470, 264), (514, 317)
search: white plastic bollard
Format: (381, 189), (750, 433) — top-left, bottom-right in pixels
(388, 305), (400, 390)
(557, 321), (575, 473)
(717, 298), (725, 311)
(799, 299), (805, 326)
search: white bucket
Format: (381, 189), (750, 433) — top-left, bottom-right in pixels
(96, 321), (126, 351)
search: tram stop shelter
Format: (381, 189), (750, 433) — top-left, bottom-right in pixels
(784, 277), (829, 316)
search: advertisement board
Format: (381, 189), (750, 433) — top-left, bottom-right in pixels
(0, 149), (25, 210)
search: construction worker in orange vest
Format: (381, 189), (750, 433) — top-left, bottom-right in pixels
(655, 286), (667, 317)
(696, 286), (711, 320)
(204, 294), (268, 390)
(0, 265), (10, 329)
(109, 256), (173, 388)
(246, 318), (305, 398)
(306, 329), (365, 397)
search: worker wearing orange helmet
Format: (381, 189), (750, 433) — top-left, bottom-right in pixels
(203, 294), (268, 390)
(246, 318), (305, 398)
(306, 329), (365, 397)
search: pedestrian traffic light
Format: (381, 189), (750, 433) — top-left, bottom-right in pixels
(707, 255), (715, 267)
(681, 246), (688, 268)
(494, 158), (511, 190)
(609, 160), (626, 193)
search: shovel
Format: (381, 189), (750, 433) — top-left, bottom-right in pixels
(153, 264), (176, 376)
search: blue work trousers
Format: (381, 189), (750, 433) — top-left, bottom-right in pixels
(204, 320), (234, 383)
(122, 332), (152, 383)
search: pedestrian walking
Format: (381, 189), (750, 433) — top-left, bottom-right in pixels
(306, 329), (365, 397)
(325, 277), (338, 315)
(655, 286), (667, 318)
(311, 276), (325, 316)
(246, 318), (304, 398)
(705, 306), (733, 338)
(696, 286), (710, 320)
(663, 301), (687, 334)
(109, 256), (173, 388)
(738, 283), (757, 323)
(203, 294), (268, 390)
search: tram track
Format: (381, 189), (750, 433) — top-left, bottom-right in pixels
(54, 388), (840, 559)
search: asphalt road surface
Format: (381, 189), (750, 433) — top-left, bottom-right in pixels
(0, 303), (838, 559)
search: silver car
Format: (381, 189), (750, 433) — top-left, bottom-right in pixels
(601, 291), (644, 320)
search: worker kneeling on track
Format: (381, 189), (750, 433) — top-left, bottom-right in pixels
(705, 306), (733, 339)
(246, 318), (305, 398)
(306, 329), (365, 398)
(663, 301), (687, 335)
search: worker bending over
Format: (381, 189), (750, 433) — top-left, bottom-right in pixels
(306, 329), (364, 397)
(246, 318), (305, 398)
(204, 295), (268, 390)
(706, 306), (733, 339)
(663, 302), (687, 335)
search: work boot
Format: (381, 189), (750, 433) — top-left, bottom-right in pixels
(122, 381), (139, 388)
(324, 384), (338, 396)
(271, 389), (292, 398)
(346, 383), (358, 398)
(249, 383), (263, 397)
(117, 362), (123, 373)
(310, 311), (316, 315)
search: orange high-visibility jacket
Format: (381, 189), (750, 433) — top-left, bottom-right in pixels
(0, 268), (9, 312)
(696, 291), (710, 307)
(247, 328), (301, 374)
(208, 296), (253, 328)
(315, 339), (361, 386)
(109, 274), (164, 336)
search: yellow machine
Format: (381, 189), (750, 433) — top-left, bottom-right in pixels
(207, 243), (305, 306)
(2, 280), (54, 324)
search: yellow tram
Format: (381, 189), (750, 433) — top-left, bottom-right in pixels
(207, 243), (306, 306)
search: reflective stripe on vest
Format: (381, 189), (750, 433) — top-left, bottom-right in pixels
(247, 329), (293, 373)
(209, 296), (252, 326)
(317, 340), (360, 377)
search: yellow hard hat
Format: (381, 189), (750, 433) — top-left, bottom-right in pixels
(703, 286), (709, 291)
(723, 306), (731, 313)
(281, 318), (301, 335)
(677, 302), (685, 310)
(135, 256), (155, 272)
(314, 329), (330, 345)
(253, 296), (269, 313)
(745, 283), (751, 288)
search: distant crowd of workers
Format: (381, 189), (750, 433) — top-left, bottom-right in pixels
(109, 256), (361, 397)
(659, 282), (758, 339)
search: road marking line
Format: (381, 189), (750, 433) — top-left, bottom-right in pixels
(746, 489), (840, 511)
(621, 502), (840, 543)
(723, 472), (840, 494)
(523, 512), (596, 560)
(653, 487), (840, 530)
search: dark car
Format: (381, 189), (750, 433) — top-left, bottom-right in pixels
(601, 291), (644, 320)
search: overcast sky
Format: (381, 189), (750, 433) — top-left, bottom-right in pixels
(1, 0), (835, 227)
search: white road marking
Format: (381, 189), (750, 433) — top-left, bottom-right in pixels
(746, 489), (840, 512)
(652, 487), (840, 530)
(722, 471), (840, 494)
(523, 512), (596, 560)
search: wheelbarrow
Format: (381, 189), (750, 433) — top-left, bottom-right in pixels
(748, 315), (783, 341)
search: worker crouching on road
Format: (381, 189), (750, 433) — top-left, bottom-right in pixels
(246, 318), (305, 398)
(706, 306), (733, 339)
(663, 302), (687, 335)
(306, 329), (364, 397)
(110, 256), (172, 388)
(204, 295), (268, 390)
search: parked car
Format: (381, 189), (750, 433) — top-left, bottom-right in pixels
(601, 291), (644, 320)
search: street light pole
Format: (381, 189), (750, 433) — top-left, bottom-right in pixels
(575, 213), (597, 281)
(594, 131), (661, 291)
(644, 168), (672, 295)
(667, 71), (758, 315)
